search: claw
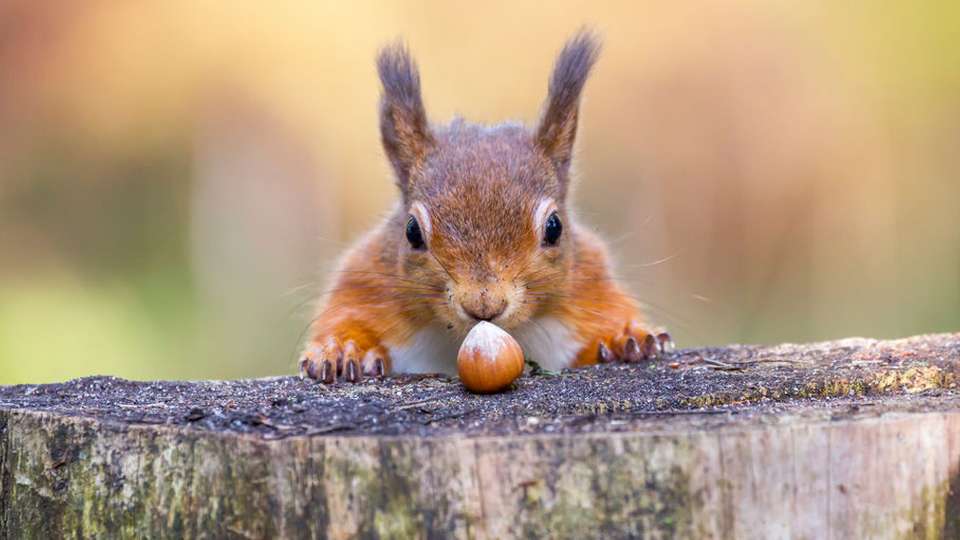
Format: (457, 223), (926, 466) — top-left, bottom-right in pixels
(362, 349), (387, 378)
(321, 360), (335, 384)
(641, 334), (659, 359)
(298, 357), (309, 379)
(598, 342), (614, 363)
(302, 339), (389, 383)
(623, 337), (642, 362)
(591, 322), (671, 366)
(656, 332), (675, 353)
(342, 341), (361, 381)
(345, 359), (359, 382)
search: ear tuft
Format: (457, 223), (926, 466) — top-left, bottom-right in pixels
(377, 41), (433, 195)
(536, 30), (602, 177)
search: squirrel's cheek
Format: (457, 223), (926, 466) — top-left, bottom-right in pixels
(542, 248), (565, 263)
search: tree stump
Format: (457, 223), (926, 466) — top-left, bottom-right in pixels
(2, 333), (960, 539)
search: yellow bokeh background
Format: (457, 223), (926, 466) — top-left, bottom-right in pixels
(1, 2), (958, 383)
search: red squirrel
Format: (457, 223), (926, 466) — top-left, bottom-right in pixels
(300, 31), (671, 383)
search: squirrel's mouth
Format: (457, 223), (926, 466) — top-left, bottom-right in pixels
(449, 302), (529, 337)
(442, 280), (530, 334)
(460, 303), (507, 323)
(452, 302), (505, 327)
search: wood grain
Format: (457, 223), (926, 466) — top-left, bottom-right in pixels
(2, 333), (959, 538)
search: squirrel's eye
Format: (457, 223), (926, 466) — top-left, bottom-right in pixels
(543, 211), (562, 246)
(406, 216), (426, 250)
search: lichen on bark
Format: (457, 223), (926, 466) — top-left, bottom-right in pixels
(1, 333), (960, 538)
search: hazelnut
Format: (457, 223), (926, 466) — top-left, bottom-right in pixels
(457, 321), (525, 393)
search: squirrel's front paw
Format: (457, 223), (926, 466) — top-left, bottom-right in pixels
(299, 337), (390, 384)
(591, 322), (674, 364)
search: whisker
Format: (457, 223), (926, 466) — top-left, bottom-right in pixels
(629, 253), (680, 268)
(282, 281), (322, 298)
(429, 251), (460, 285)
(323, 284), (445, 295)
(287, 295), (320, 318)
(525, 316), (556, 356)
(316, 295), (445, 315)
(290, 296), (447, 360)
(524, 284), (692, 334)
(290, 312), (325, 361)
(333, 269), (444, 289)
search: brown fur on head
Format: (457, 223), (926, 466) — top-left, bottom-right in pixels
(377, 31), (601, 335)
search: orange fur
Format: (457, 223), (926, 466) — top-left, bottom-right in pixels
(300, 31), (667, 383)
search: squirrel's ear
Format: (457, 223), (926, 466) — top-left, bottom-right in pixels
(535, 31), (601, 179)
(377, 42), (434, 195)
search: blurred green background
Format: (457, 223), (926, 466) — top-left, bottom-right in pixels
(1, 2), (958, 384)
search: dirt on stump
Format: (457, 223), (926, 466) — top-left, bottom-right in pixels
(1, 333), (958, 439)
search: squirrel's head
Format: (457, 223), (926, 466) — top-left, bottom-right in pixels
(377, 31), (600, 335)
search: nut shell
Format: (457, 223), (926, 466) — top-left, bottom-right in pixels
(457, 321), (524, 393)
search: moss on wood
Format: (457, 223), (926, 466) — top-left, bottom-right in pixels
(1, 333), (959, 538)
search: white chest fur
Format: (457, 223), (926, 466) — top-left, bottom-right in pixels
(510, 316), (581, 371)
(388, 317), (582, 375)
(388, 325), (462, 375)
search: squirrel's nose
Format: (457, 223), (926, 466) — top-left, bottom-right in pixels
(463, 304), (506, 322)
(459, 290), (508, 322)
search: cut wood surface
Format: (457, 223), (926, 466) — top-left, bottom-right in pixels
(2, 333), (960, 539)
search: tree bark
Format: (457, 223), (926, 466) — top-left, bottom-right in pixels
(1, 333), (959, 539)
